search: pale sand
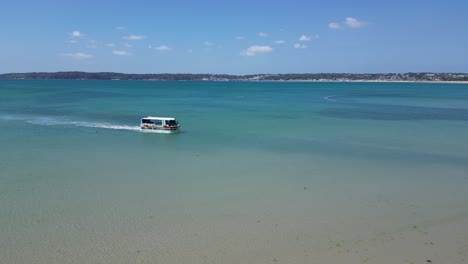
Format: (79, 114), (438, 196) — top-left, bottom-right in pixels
(6, 211), (466, 264)
(139, 212), (468, 264)
(311, 212), (468, 264)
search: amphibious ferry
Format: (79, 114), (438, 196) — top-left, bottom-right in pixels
(140, 116), (180, 133)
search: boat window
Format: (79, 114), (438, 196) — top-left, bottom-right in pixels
(154, 120), (162, 126)
(142, 119), (151, 124)
(166, 120), (177, 126)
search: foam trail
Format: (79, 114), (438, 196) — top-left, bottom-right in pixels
(0, 114), (28, 121)
(75, 122), (141, 131)
(24, 117), (141, 131)
(324, 95), (338, 102)
(323, 95), (355, 103)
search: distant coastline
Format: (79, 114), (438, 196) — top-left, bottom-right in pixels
(1, 71), (468, 83)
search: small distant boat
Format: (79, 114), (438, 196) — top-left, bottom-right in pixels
(140, 116), (180, 133)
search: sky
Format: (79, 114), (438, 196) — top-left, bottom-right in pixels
(1, 0), (468, 74)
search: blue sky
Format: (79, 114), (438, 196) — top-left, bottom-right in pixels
(1, 0), (467, 74)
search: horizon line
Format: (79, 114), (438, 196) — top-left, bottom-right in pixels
(2, 71), (468, 75)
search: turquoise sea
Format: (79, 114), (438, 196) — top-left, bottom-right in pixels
(1, 80), (468, 263)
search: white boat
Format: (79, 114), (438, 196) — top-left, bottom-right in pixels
(140, 116), (180, 133)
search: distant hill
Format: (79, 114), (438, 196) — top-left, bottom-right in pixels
(0, 71), (467, 82)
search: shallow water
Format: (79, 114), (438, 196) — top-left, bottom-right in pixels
(1, 80), (468, 263)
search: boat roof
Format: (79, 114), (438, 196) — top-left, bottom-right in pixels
(142, 116), (176, 120)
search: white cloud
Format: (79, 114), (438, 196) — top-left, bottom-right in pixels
(115, 26), (125, 31)
(66, 40), (78, 44)
(293, 43), (307, 49)
(62, 52), (92, 59)
(258, 32), (268, 37)
(236, 36), (245, 40)
(299, 35), (312, 41)
(328, 18), (366, 29)
(70, 31), (83, 38)
(106, 43), (116, 47)
(345, 17), (366, 29)
(123, 43), (132, 48)
(240, 45), (273, 56)
(112, 50), (131, 56)
(204, 41), (213, 46)
(153, 45), (171, 51)
(274, 40), (285, 44)
(124, 35), (146, 40)
(328, 22), (341, 29)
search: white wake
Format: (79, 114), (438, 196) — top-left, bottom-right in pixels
(27, 118), (141, 131)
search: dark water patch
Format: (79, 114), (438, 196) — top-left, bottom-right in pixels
(321, 104), (468, 121)
(175, 99), (268, 113)
(352, 93), (411, 102)
(323, 93), (468, 104)
(322, 91), (468, 121)
(260, 112), (300, 119)
(31, 90), (132, 105)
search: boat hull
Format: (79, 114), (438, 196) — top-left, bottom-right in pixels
(141, 125), (180, 134)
